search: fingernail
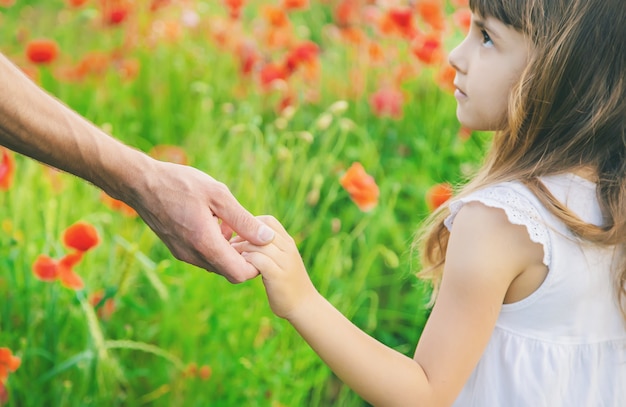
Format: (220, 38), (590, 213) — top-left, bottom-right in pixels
(258, 224), (275, 243)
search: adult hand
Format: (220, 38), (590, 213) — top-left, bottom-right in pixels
(127, 160), (275, 283)
(0, 52), (273, 282)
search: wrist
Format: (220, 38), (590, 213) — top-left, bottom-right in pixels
(285, 290), (325, 325)
(93, 141), (156, 208)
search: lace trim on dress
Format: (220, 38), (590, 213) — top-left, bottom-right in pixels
(444, 185), (552, 267)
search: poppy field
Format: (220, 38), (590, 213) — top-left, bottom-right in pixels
(0, 0), (488, 405)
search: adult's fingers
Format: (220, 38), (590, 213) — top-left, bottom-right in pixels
(210, 184), (275, 246)
(198, 230), (260, 283)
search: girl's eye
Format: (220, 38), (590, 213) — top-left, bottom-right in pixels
(481, 29), (494, 46)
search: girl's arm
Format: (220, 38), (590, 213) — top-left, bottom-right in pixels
(237, 204), (543, 406)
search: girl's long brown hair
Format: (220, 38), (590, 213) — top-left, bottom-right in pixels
(417, 0), (626, 320)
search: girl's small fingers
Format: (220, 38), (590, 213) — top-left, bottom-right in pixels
(232, 240), (282, 259)
(230, 240), (251, 254)
(241, 251), (279, 276)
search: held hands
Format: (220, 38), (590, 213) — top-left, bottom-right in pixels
(126, 160), (275, 284)
(231, 215), (318, 319)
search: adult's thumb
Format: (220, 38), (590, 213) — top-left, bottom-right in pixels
(219, 201), (275, 245)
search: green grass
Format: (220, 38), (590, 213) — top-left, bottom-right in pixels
(0, 1), (489, 405)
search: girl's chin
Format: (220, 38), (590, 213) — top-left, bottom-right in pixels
(455, 112), (500, 132)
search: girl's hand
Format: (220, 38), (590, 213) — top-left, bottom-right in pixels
(231, 215), (318, 320)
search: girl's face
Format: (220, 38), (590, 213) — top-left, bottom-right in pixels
(449, 13), (533, 131)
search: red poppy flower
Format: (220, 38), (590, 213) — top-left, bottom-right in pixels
(369, 86), (404, 119)
(32, 252), (85, 290)
(340, 162), (380, 212)
(262, 5), (290, 28)
(0, 0), (16, 8)
(26, 39), (60, 65)
(259, 63), (288, 88)
(198, 365), (212, 380)
(385, 7), (416, 38)
(62, 221), (100, 252)
(0, 148), (15, 191)
(453, 9), (471, 34)
(368, 41), (385, 63)
(60, 251), (84, 268)
(223, 0), (245, 19)
(334, 0), (359, 27)
(426, 183), (453, 211)
(436, 63), (456, 93)
(75, 51), (110, 79)
(67, 0), (89, 7)
(236, 43), (260, 76)
(116, 58), (140, 81)
(277, 94), (295, 114)
(458, 126), (473, 141)
(284, 41), (319, 74)
(56, 251), (85, 290)
(100, 0), (131, 25)
(0, 347), (21, 382)
(32, 255), (59, 282)
(282, 0), (308, 11)
(150, 0), (170, 12)
(411, 34), (443, 65)
(451, 0), (469, 7)
(416, 0), (445, 32)
(89, 290), (116, 320)
(340, 26), (366, 45)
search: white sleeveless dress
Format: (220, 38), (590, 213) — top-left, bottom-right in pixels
(444, 173), (626, 406)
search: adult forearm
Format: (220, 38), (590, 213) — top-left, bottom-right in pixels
(288, 294), (435, 407)
(0, 52), (150, 201)
(0, 52), (272, 280)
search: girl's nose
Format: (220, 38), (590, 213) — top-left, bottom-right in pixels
(448, 41), (467, 74)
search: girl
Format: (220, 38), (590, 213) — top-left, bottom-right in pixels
(233, 0), (626, 405)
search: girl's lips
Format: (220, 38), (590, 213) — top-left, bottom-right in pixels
(454, 88), (468, 100)
(453, 81), (467, 100)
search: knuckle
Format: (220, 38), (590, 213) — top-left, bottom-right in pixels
(211, 182), (235, 213)
(213, 182), (231, 199)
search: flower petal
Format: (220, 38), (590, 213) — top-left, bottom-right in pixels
(25, 38), (60, 65)
(0, 347), (21, 372)
(340, 163), (380, 212)
(62, 221), (100, 252)
(0, 365), (7, 383)
(58, 266), (84, 291)
(32, 255), (59, 281)
(426, 182), (453, 211)
(0, 147), (15, 191)
(58, 251), (85, 290)
(60, 251), (84, 268)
